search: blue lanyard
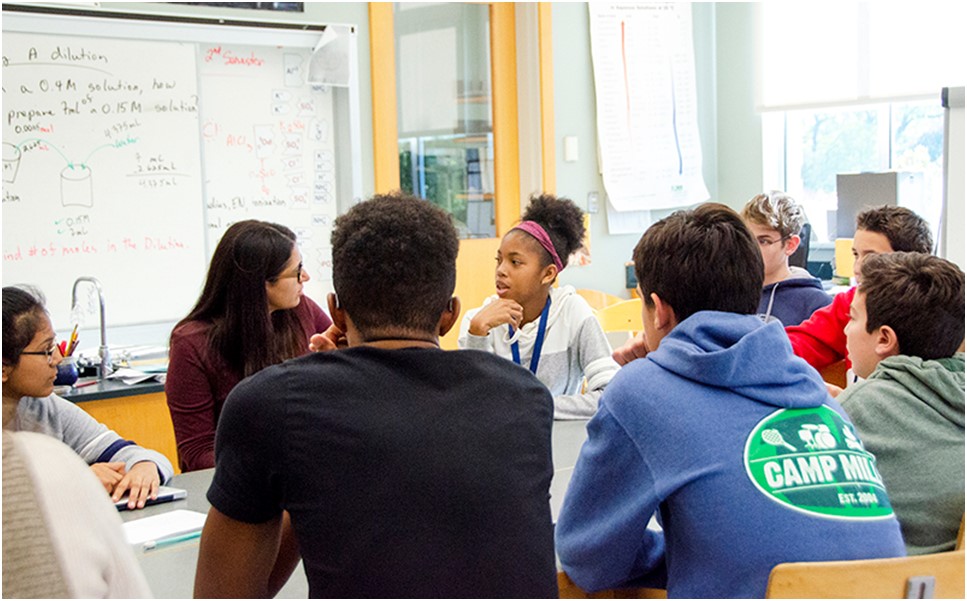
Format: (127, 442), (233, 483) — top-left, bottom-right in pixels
(509, 297), (551, 375)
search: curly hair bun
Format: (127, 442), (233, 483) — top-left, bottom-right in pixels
(521, 194), (586, 264)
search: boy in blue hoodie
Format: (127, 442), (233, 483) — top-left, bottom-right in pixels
(556, 203), (905, 598)
(840, 252), (964, 555)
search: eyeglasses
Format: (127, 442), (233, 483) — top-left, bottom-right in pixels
(274, 262), (303, 282)
(21, 343), (61, 365)
(756, 236), (788, 247)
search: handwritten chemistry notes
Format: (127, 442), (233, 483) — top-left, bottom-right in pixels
(2, 33), (207, 326)
(2, 31), (340, 327)
(589, 3), (709, 214)
(199, 43), (338, 300)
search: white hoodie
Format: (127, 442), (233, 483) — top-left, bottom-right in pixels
(459, 285), (619, 419)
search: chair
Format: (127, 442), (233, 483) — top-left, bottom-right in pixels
(766, 549), (965, 599)
(594, 298), (644, 349)
(957, 513), (964, 550)
(819, 359), (848, 389)
(788, 222), (811, 270)
(558, 571), (667, 599)
(576, 288), (624, 311)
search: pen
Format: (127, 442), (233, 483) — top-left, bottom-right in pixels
(73, 380), (98, 389)
(142, 530), (202, 551)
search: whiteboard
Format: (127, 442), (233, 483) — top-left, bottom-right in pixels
(198, 42), (338, 287)
(941, 86), (964, 269)
(2, 31), (208, 328)
(2, 10), (356, 330)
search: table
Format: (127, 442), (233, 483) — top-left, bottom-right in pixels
(122, 419), (590, 598)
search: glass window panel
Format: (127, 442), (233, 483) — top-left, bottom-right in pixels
(394, 3), (495, 239)
(768, 100), (943, 243)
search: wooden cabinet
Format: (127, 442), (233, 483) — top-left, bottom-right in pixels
(78, 391), (180, 475)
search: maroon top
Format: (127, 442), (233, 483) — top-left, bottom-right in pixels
(165, 295), (331, 472)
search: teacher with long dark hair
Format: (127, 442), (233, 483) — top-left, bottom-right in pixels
(166, 220), (334, 472)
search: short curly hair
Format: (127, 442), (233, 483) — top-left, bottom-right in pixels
(331, 192), (458, 337)
(856, 205), (933, 254)
(633, 203), (762, 323)
(741, 192), (807, 239)
(517, 193), (586, 268)
(859, 252), (964, 360)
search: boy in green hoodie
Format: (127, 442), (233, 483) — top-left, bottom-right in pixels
(841, 251), (965, 555)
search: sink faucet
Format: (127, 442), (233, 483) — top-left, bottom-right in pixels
(71, 277), (112, 380)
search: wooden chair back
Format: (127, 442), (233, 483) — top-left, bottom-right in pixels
(576, 288), (624, 311)
(957, 513), (964, 550)
(818, 358), (848, 389)
(766, 549), (965, 598)
(558, 571), (667, 599)
(594, 298), (643, 335)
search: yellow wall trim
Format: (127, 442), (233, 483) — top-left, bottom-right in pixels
(491, 3), (521, 236)
(369, 3), (400, 193)
(538, 2), (555, 194)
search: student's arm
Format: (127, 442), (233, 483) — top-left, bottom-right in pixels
(195, 508), (292, 598)
(37, 395), (172, 496)
(612, 332), (651, 366)
(556, 404), (665, 592)
(553, 317), (619, 420)
(165, 328), (218, 470)
(785, 288), (854, 370)
(457, 306), (495, 351)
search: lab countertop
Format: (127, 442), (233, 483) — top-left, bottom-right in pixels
(59, 378), (165, 403)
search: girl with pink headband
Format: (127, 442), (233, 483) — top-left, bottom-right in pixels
(458, 194), (619, 419)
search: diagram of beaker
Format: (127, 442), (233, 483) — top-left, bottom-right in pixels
(3, 143), (21, 183)
(61, 164), (93, 208)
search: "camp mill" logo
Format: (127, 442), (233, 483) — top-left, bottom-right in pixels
(744, 406), (894, 520)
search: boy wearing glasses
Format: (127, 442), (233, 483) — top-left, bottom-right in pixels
(741, 192), (831, 326)
(556, 204), (904, 598)
(839, 252), (964, 555)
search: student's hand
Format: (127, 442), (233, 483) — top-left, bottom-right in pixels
(612, 332), (651, 366)
(825, 383), (844, 398)
(90, 462), (126, 493)
(468, 299), (524, 336)
(112, 461), (161, 510)
(309, 324), (346, 352)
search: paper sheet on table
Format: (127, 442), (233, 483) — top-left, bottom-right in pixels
(107, 367), (164, 386)
(122, 509), (207, 545)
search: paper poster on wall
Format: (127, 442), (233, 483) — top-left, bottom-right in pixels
(589, 3), (709, 212)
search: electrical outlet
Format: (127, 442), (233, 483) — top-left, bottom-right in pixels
(587, 192), (599, 214)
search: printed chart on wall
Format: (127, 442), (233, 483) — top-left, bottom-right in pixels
(2, 32), (207, 327)
(588, 3), (709, 231)
(199, 43), (337, 304)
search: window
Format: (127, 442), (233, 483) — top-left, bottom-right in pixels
(763, 100), (944, 242)
(757, 3), (958, 245)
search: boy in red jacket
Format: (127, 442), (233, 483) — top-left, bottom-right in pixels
(785, 205), (932, 371)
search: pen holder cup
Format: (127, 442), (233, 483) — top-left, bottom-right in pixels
(54, 357), (79, 386)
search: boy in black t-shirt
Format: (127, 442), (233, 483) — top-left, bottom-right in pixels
(195, 193), (557, 598)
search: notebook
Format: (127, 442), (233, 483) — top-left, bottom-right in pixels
(114, 485), (187, 511)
